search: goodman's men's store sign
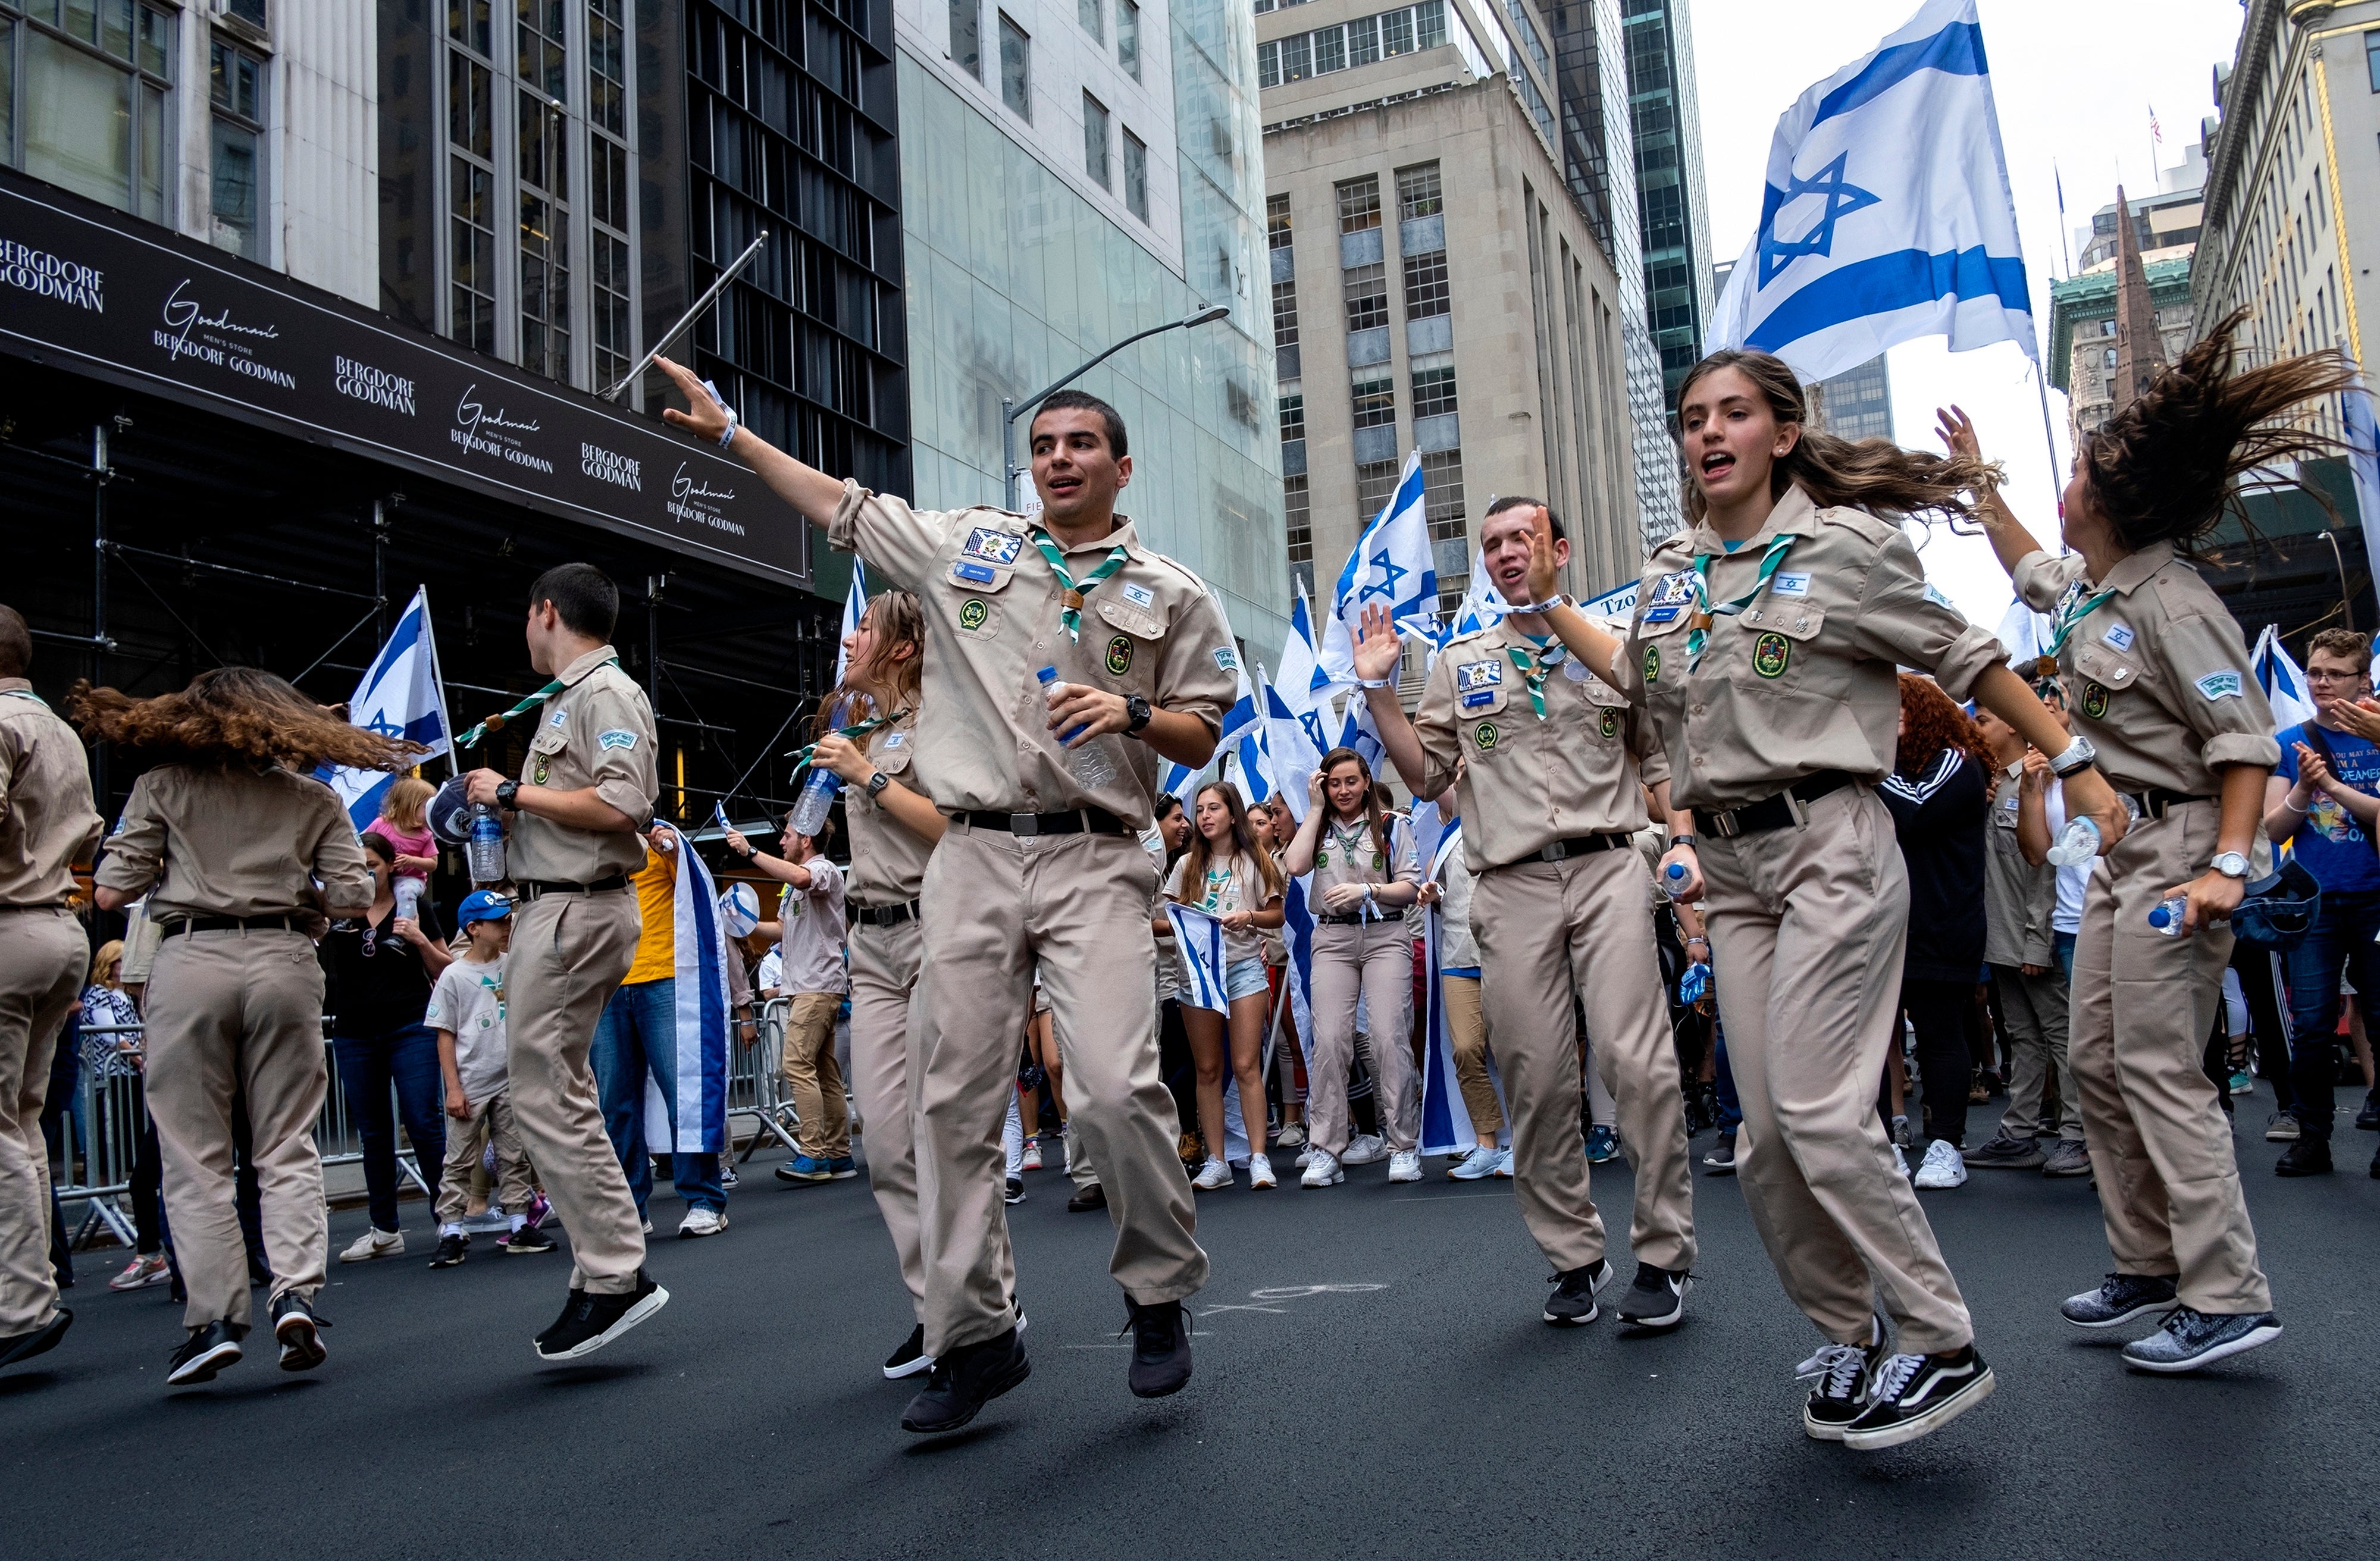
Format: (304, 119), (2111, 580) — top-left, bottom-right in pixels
(0, 168), (802, 586)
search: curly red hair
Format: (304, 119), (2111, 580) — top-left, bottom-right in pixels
(1895, 673), (1988, 776)
(70, 666), (423, 773)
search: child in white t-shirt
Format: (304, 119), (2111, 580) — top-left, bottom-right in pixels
(425, 892), (546, 1266)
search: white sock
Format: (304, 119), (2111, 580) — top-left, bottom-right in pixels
(440, 1222), (464, 1238)
(509, 1212), (527, 1231)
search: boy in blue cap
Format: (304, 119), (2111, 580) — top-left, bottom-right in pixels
(427, 893), (551, 1265)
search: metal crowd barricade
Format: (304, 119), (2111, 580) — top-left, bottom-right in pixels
(726, 994), (805, 1164)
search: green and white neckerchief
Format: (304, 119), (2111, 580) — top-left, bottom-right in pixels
(455, 675), (569, 749)
(1505, 638), (1567, 720)
(1686, 533), (1797, 669)
(1321, 819), (1380, 874)
(0, 689), (48, 708)
(2043, 576), (2119, 660)
(1029, 528), (1130, 642)
(1201, 862), (1235, 914)
(783, 707), (912, 773)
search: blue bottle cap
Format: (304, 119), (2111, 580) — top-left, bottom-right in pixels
(2147, 906), (2172, 929)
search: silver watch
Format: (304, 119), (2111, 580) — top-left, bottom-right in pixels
(2047, 735), (2098, 778)
(2211, 850), (2251, 880)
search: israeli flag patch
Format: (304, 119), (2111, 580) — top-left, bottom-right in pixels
(1771, 572), (1811, 597)
(1455, 660), (1504, 692)
(2103, 622), (2135, 652)
(598, 729), (640, 751)
(2194, 669), (2244, 701)
(883, 731), (907, 748)
(960, 526), (1023, 566)
(1652, 569), (1699, 606)
(1122, 582), (1155, 609)
(549, 709), (569, 728)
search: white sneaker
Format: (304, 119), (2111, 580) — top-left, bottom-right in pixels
(1448, 1145), (1504, 1181)
(339, 1227), (403, 1263)
(1022, 1137), (1044, 1171)
(1248, 1153), (1277, 1189)
(1300, 1148), (1345, 1187)
(1342, 1133), (1388, 1166)
(678, 1206), (728, 1238)
(459, 1206), (511, 1234)
(1294, 1144), (1317, 1168)
(1192, 1157), (1233, 1190)
(1388, 1149), (1421, 1183)
(1913, 1140), (1967, 1189)
(1892, 1144), (1911, 1178)
(1275, 1121), (1308, 1150)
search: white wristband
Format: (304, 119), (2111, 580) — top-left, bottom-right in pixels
(1356, 676), (1394, 689)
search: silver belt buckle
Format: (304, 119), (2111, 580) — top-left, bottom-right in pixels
(1710, 809), (1743, 839)
(1010, 812), (1041, 837)
(1783, 786), (1810, 827)
(1537, 842), (1565, 863)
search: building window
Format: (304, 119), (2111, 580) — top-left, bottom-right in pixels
(1337, 175), (1380, 233)
(1285, 474), (1311, 565)
(1402, 247), (1448, 319)
(208, 38), (265, 261)
(10, 1), (177, 224)
(224, 0), (267, 24)
(1078, 0), (1102, 43)
(2104, 346), (2117, 368)
(1117, 0), (1139, 78)
(2367, 28), (2379, 92)
(1267, 191), (1292, 249)
(448, 8), (499, 353)
(1355, 458), (1400, 521)
(1279, 393), (1305, 441)
(1396, 161), (1441, 219)
(1313, 23), (1345, 73)
(1082, 92), (1110, 189)
(515, 0), (571, 383)
(1122, 128), (1148, 221)
(1421, 449), (1464, 532)
(587, 0), (632, 391)
(950, 0), (981, 78)
(2100, 318), (2116, 337)
(1343, 262), (1388, 332)
(998, 13), (1029, 118)
(1273, 281), (1299, 354)
(1411, 353), (1458, 418)
(1351, 369), (1396, 428)
(1346, 14), (1379, 67)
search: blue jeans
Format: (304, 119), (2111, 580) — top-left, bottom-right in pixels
(333, 1023), (447, 1233)
(2054, 931), (2077, 984)
(2281, 888), (2380, 1140)
(591, 977), (725, 1215)
(1713, 1023), (1742, 1137)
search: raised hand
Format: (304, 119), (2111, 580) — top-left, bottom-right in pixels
(656, 356), (732, 443)
(1934, 404), (1981, 462)
(1521, 519), (1561, 605)
(1352, 603), (1404, 683)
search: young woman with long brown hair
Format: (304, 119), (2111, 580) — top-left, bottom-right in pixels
(80, 666), (399, 1385)
(1280, 748), (1423, 1187)
(1524, 349), (2122, 1450)
(1948, 312), (2351, 1374)
(1161, 780), (1285, 1190)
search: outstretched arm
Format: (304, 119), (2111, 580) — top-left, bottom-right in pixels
(1350, 606), (1432, 795)
(1520, 531), (1631, 695)
(657, 356), (847, 524)
(1936, 405), (2055, 579)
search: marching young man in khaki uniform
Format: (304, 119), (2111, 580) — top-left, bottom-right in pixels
(657, 358), (1231, 1435)
(462, 563), (667, 1361)
(0, 606), (102, 1371)
(1351, 500), (1698, 1332)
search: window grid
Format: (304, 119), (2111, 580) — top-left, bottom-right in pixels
(1284, 474), (1312, 565)
(1267, 191), (1292, 249)
(588, 0), (632, 390)
(1420, 448), (1465, 535)
(1278, 393), (1304, 441)
(1355, 459), (1400, 522)
(1336, 175), (1380, 233)
(6, 1), (177, 224)
(1351, 371), (1395, 428)
(1411, 359), (1458, 420)
(1258, 1), (1440, 88)
(1395, 161), (1441, 220)
(1082, 90), (1110, 189)
(1342, 262), (1387, 332)
(1273, 279), (1298, 352)
(209, 36), (265, 261)
(1402, 248), (1447, 318)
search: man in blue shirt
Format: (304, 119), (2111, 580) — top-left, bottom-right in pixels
(2262, 628), (2380, 1176)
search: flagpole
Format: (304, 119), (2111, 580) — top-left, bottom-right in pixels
(415, 584), (462, 778)
(2033, 337), (2064, 526)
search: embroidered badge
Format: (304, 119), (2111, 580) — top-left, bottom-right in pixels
(2103, 622), (2136, 652)
(1598, 707), (1620, 739)
(958, 598), (991, 632)
(1752, 632), (1791, 679)
(531, 753), (550, 784)
(2081, 680), (2110, 719)
(1922, 584), (1954, 609)
(1643, 644), (1661, 683)
(2195, 669), (2244, 701)
(1122, 582), (1156, 610)
(884, 731), (907, 748)
(960, 526), (1023, 566)
(1652, 569), (1699, 606)
(548, 709), (569, 728)
(598, 729), (639, 751)
(1106, 634), (1135, 676)
(1473, 722), (1499, 752)
(1455, 660), (1503, 692)
(1771, 572), (1812, 597)
(1214, 647), (1240, 673)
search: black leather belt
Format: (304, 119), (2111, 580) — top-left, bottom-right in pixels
(2122, 789), (2214, 821)
(1315, 911), (1384, 925)
(960, 807), (1128, 838)
(161, 914), (299, 938)
(1695, 769), (1858, 839)
(1501, 833), (1633, 866)
(515, 874), (631, 902)
(850, 898), (919, 927)
(0, 902), (70, 913)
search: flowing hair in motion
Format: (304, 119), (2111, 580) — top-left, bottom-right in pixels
(70, 666), (424, 773)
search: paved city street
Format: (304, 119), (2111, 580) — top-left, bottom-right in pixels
(11, 1115), (2375, 1560)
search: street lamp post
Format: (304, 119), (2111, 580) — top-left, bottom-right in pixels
(1000, 303), (1232, 510)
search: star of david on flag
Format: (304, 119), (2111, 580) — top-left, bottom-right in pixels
(1318, 451), (1438, 688)
(319, 587), (453, 832)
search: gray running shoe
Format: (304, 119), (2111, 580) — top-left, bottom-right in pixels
(2121, 1306), (2282, 1372)
(1964, 1133), (2045, 1170)
(2039, 1139), (2091, 1178)
(2060, 1271), (2177, 1328)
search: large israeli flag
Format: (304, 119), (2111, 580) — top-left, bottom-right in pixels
(1707, 0), (2033, 384)
(1166, 904), (1233, 1015)
(1274, 582), (1341, 766)
(1257, 663), (1326, 825)
(2251, 624), (2320, 734)
(2347, 372), (2380, 600)
(1318, 452), (1438, 686)
(834, 558), (869, 688)
(643, 823), (732, 1153)
(321, 587), (452, 831)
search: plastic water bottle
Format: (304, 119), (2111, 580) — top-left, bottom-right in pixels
(2046, 792), (2142, 867)
(1660, 861), (1693, 900)
(1677, 961), (1711, 1004)
(789, 766), (841, 838)
(393, 876), (424, 923)
(1036, 667), (1117, 790)
(466, 803), (506, 884)
(2147, 895), (2189, 937)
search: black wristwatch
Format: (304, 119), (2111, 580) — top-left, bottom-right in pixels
(865, 770), (892, 800)
(1123, 692), (1154, 736)
(1668, 833), (1698, 851)
(495, 779), (520, 810)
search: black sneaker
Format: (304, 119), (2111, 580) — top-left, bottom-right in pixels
(1003, 1177), (1026, 1206)
(883, 1323), (934, 1381)
(2060, 1271), (2178, 1329)
(1799, 1314), (1890, 1442)
(899, 1327), (1029, 1433)
(1842, 1345), (1994, 1449)
(430, 1233), (471, 1268)
(501, 1223), (556, 1255)
(1066, 1183), (1107, 1212)
(2119, 1305), (2284, 1372)
(2356, 1092), (2379, 1131)
(1125, 1297), (1193, 1398)
(533, 1269), (670, 1361)
(0, 1308), (71, 1371)
(271, 1291), (329, 1372)
(166, 1321), (245, 1386)
(1702, 1136), (1737, 1176)
(1963, 1133), (2046, 1170)
(1542, 1258), (1612, 1326)
(2274, 1137), (2332, 1176)
(1615, 1264), (1692, 1330)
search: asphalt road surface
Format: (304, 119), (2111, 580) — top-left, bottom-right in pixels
(10, 1109), (2376, 1561)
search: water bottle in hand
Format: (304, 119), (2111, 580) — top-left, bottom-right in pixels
(1660, 861), (1693, 900)
(2147, 895), (2188, 937)
(789, 766), (840, 838)
(466, 803), (506, 884)
(2044, 816), (2100, 867)
(1037, 667), (1117, 790)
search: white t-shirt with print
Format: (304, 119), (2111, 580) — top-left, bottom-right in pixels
(425, 953), (509, 1108)
(1167, 851), (1274, 968)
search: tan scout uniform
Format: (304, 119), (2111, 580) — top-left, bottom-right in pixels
(843, 710), (1018, 1320)
(0, 682), (101, 1340)
(2015, 543), (2277, 1314)
(1615, 485), (2005, 1353)
(1304, 813), (1421, 1157)
(830, 483), (1232, 1358)
(95, 764), (367, 1332)
(1411, 620), (1694, 1274)
(1984, 764), (2079, 1143)
(506, 645), (657, 1297)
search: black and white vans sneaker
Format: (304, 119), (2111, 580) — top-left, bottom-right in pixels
(2060, 1271), (2178, 1329)
(1614, 1264), (1691, 1330)
(884, 1323), (934, 1380)
(270, 1292), (330, 1373)
(1840, 1345), (1994, 1450)
(1797, 1312), (1889, 1441)
(2119, 1306), (2282, 1372)
(166, 1321), (245, 1386)
(533, 1268), (671, 1361)
(1542, 1258), (1612, 1326)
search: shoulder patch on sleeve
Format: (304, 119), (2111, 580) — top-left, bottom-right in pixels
(1922, 583), (1954, 609)
(1213, 646), (1240, 674)
(598, 729), (641, 750)
(2194, 670), (2244, 702)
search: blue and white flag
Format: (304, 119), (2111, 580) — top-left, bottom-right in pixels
(1280, 576), (1333, 702)
(2347, 372), (2380, 597)
(1994, 594), (2055, 670)
(321, 587), (452, 831)
(1337, 694), (1387, 773)
(642, 824), (732, 1153)
(2251, 624), (2320, 734)
(1258, 663), (1327, 825)
(834, 559), (869, 688)
(1449, 549), (1511, 640)
(1319, 452), (1439, 686)
(1708, 0), (2034, 384)
(1166, 903), (1233, 1015)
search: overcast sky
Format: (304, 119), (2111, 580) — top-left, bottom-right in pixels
(1685, 0), (2249, 626)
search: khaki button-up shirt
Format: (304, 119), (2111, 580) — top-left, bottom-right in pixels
(847, 709), (934, 907)
(1983, 766), (2056, 968)
(1614, 485), (2008, 811)
(509, 645), (658, 883)
(1307, 813), (1420, 902)
(2015, 544), (2280, 796)
(829, 484), (1237, 830)
(0, 681), (101, 906)
(96, 763), (369, 920)
(1414, 617), (1670, 871)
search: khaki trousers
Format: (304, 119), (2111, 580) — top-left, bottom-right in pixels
(1701, 786), (1973, 1353)
(0, 907), (84, 1337)
(1991, 963), (2081, 1141)
(917, 824), (1205, 1357)
(1472, 853), (1696, 1272)
(434, 1093), (534, 1225)
(1440, 974), (1502, 1137)
(1307, 920), (1417, 1155)
(506, 891), (645, 1295)
(143, 929), (329, 1332)
(781, 990), (851, 1158)
(2071, 803), (2271, 1312)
